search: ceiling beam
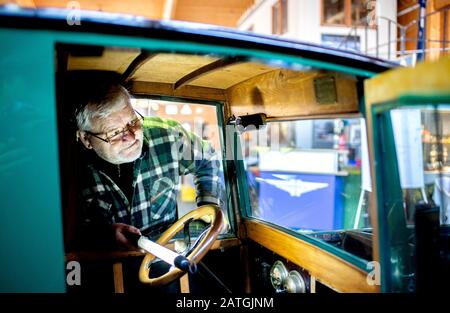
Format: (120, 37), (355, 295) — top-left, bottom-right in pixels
(163, 0), (177, 20)
(130, 81), (225, 101)
(122, 51), (157, 83)
(9, 0), (36, 7)
(174, 57), (243, 90)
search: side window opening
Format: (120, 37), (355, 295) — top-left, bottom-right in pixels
(57, 48), (234, 253)
(242, 117), (372, 260)
(390, 107), (450, 226)
(131, 98), (231, 233)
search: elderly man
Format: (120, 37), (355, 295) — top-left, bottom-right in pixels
(75, 83), (222, 249)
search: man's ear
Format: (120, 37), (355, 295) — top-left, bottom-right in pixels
(77, 130), (93, 149)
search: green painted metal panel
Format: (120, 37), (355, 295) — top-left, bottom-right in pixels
(0, 29), (66, 292)
(343, 171), (362, 229)
(215, 101), (238, 234)
(372, 109), (412, 292)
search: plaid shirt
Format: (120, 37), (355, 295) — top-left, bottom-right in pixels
(78, 117), (222, 242)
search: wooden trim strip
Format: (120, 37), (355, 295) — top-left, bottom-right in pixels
(179, 274), (190, 293)
(112, 261), (125, 293)
(240, 245), (252, 293)
(130, 81), (226, 101)
(65, 250), (145, 262)
(65, 238), (240, 262)
(310, 275), (316, 293)
(364, 56), (450, 106)
(264, 112), (361, 122)
(174, 57), (243, 90)
(244, 219), (379, 293)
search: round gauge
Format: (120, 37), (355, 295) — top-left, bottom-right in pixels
(270, 261), (289, 291)
(283, 270), (307, 293)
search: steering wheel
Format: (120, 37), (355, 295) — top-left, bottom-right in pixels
(139, 204), (224, 286)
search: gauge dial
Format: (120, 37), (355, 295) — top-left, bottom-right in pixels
(283, 270), (306, 293)
(270, 261), (289, 291)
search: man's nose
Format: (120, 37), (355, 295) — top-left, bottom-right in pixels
(120, 128), (136, 141)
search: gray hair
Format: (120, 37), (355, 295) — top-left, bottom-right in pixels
(76, 84), (132, 131)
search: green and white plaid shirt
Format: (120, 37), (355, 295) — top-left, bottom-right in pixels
(78, 117), (222, 242)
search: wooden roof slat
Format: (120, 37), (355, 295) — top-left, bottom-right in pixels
(122, 51), (157, 83)
(131, 53), (219, 83)
(190, 62), (276, 89)
(174, 57), (243, 90)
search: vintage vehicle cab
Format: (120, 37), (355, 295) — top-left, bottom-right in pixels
(0, 6), (449, 294)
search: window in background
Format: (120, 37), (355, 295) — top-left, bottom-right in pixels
(272, 0), (288, 35)
(322, 0), (375, 27)
(390, 108), (450, 225)
(323, 0), (346, 25)
(351, 0), (371, 26)
(322, 34), (361, 51)
(131, 98), (230, 229)
(242, 118), (370, 236)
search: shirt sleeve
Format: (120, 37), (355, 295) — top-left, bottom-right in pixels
(174, 123), (223, 207)
(75, 171), (116, 249)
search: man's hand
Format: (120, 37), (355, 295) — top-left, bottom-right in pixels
(199, 214), (230, 234)
(111, 223), (142, 250)
(197, 202), (230, 233)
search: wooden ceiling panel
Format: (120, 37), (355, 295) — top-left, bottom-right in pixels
(189, 62), (276, 89)
(226, 70), (359, 120)
(64, 48), (360, 120)
(68, 49), (141, 73)
(131, 53), (219, 84)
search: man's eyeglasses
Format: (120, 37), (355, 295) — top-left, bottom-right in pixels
(86, 110), (144, 145)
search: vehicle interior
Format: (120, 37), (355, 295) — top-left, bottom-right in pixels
(1, 9), (448, 294)
(57, 43), (380, 294)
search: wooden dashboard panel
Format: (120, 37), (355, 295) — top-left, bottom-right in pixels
(244, 219), (379, 293)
